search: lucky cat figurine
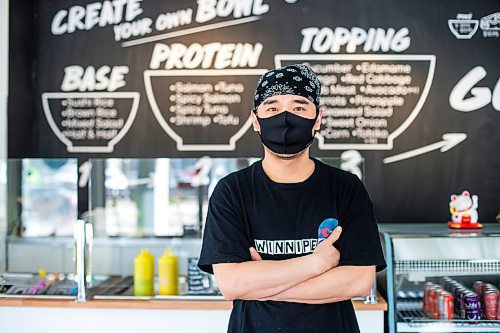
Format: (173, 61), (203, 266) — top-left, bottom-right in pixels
(449, 190), (478, 224)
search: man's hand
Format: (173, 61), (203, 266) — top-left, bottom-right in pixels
(311, 226), (342, 271)
(249, 247), (263, 261)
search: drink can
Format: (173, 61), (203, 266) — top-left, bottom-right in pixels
(427, 287), (436, 318)
(473, 281), (486, 295)
(454, 287), (466, 317)
(464, 292), (480, 310)
(422, 282), (435, 313)
(459, 288), (473, 319)
(464, 292), (481, 320)
(438, 291), (454, 320)
(483, 286), (497, 310)
(497, 292), (500, 320)
(484, 289), (498, 320)
(485, 283), (497, 290)
(428, 287), (440, 318)
(451, 281), (462, 291)
(449, 281), (460, 295)
(432, 286), (443, 319)
(441, 277), (452, 291)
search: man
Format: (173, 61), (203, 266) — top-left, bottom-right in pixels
(198, 64), (386, 332)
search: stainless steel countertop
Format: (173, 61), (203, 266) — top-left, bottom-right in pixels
(378, 223), (500, 238)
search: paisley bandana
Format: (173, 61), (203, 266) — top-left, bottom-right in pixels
(253, 64), (321, 112)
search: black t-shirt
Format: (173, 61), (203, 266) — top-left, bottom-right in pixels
(198, 157), (386, 333)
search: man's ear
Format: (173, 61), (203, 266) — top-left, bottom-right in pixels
(251, 110), (261, 133)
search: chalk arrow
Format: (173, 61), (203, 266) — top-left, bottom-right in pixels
(383, 133), (467, 164)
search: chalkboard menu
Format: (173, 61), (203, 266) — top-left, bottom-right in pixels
(8, 0), (500, 222)
(187, 257), (219, 295)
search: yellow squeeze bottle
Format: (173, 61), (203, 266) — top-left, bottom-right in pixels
(134, 248), (155, 296)
(158, 246), (178, 295)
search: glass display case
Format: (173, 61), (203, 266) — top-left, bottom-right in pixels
(1, 156), (370, 302)
(379, 223), (500, 332)
(84, 156), (367, 300)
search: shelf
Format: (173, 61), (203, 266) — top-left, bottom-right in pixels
(379, 223), (500, 237)
(398, 312), (500, 332)
(396, 301), (500, 332)
(395, 259), (500, 279)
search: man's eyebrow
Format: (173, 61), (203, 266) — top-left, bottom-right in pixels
(293, 98), (312, 105)
(262, 99), (278, 105)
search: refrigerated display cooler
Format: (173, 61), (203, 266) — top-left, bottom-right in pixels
(378, 223), (500, 333)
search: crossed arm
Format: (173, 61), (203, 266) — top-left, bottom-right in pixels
(256, 264), (375, 304)
(213, 250), (375, 304)
(214, 257), (375, 304)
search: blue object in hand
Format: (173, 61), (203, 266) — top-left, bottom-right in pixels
(318, 218), (339, 242)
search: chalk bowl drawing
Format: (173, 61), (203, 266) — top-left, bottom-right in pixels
(144, 69), (267, 152)
(448, 17), (479, 39)
(275, 54), (436, 151)
(41, 92), (140, 153)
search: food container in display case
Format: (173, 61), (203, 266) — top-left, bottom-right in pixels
(378, 223), (500, 332)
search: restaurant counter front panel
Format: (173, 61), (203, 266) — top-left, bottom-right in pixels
(0, 290), (386, 333)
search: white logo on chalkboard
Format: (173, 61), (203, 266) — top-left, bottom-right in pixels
(480, 12), (500, 38)
(448, 13), (479, 39)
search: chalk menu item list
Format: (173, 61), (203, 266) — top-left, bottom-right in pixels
(144, 69), (266, 151)
(42, 92), (140, 153)
(276, 55), (436, 150)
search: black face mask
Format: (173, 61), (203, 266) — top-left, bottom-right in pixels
(257, 111), (317, 155)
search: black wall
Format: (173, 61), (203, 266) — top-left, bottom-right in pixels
(8, 0), (500, 222)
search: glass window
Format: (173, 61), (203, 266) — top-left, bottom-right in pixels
(89, 156), (363, 238)
(19, 159), (78, 237)
(91, 158), (257, 237)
